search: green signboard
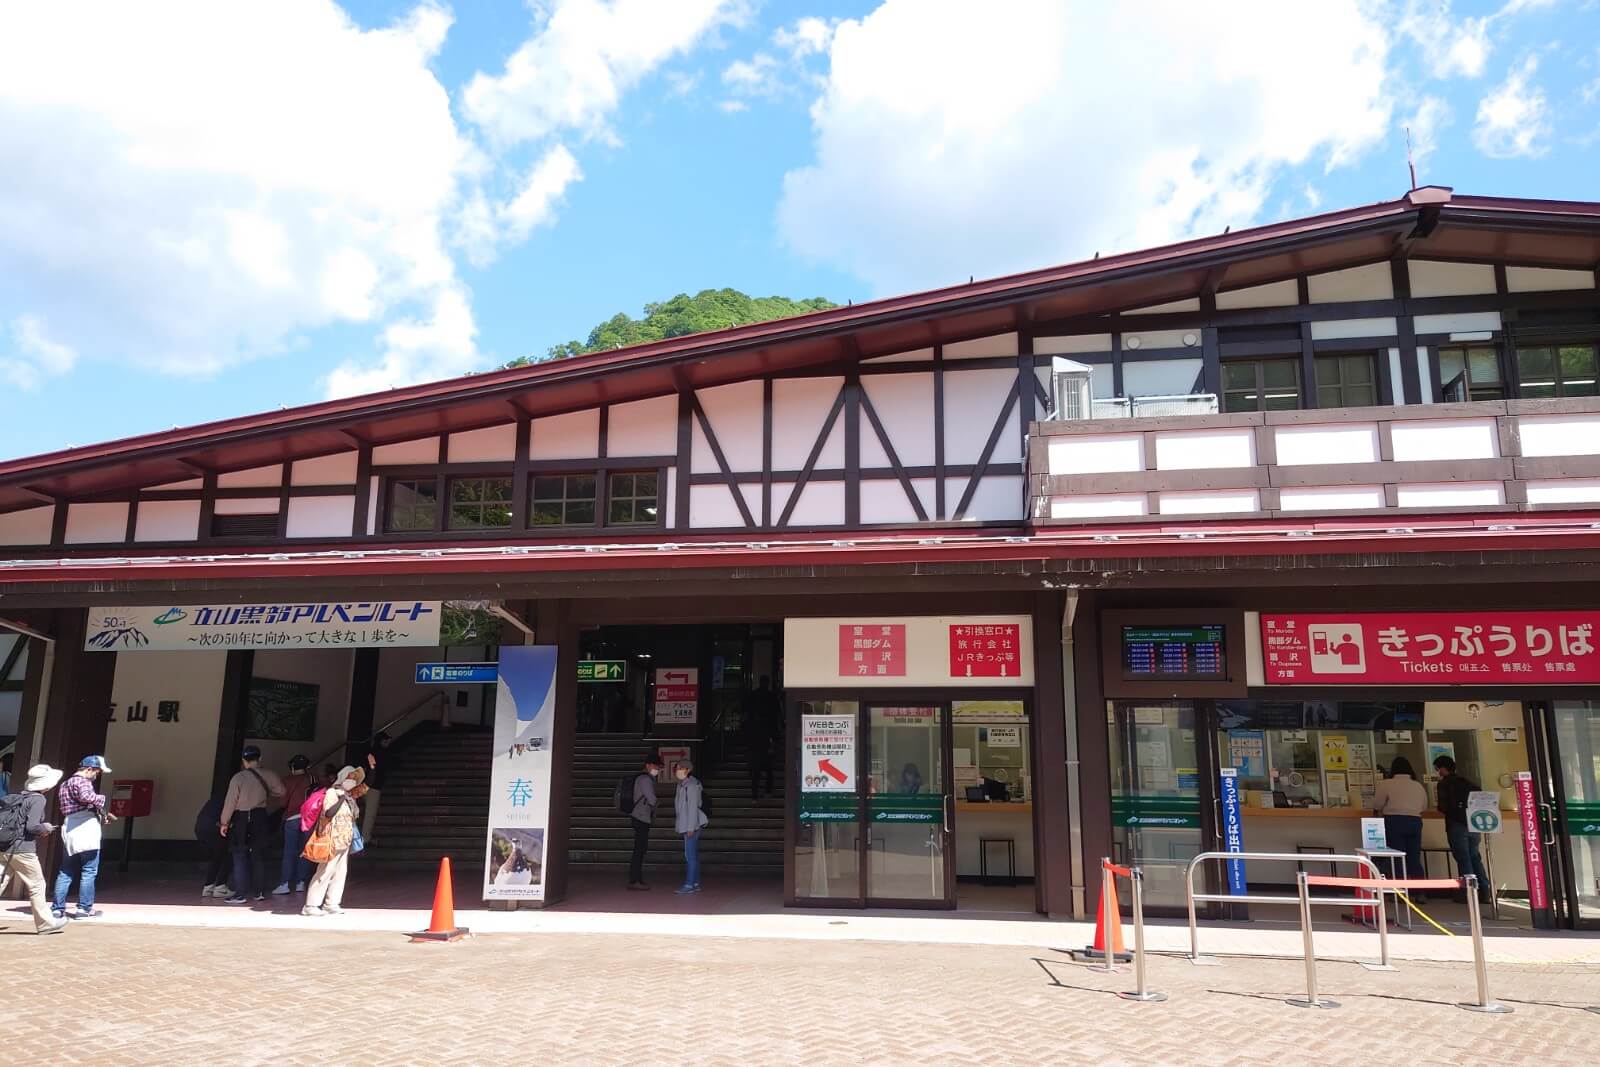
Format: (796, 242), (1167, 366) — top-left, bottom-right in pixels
(869, 794), (943, 823)
(798, 793), (858, 823)
(1568, 802), (1600, 837)
(1111, 793), (1202, 830)
(576, 660), (626, 682)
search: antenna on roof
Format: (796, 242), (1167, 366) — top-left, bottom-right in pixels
(1405, 126), (1418, 190)
(1093, 252), (1099, 260)
(1223, 226), (1230, 234)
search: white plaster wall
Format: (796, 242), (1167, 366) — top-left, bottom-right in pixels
(1395, 483), (1505, 508)
(217, 464), (282, 489)
(373, 646), (490, 731)
(1127, 297), (1201, 314)
(689, 484), (747, 528)
(1216, 279), (1298, 309)
(0, 506), (53, 545)
(1123, 358), (1202, 397)
(1158, 489), (1259, 514)
(1387, 348), (1405, 402)
(1307, 263), (1394, 303)
(863, 347), (933, 364)
(1526, 479), (1600, 505)
(1308, 317), (1396, 340)
(944, 369), (1016, 465)
(1278, 485), (1386, 511)
(1413, 311), (1501, 335)
(104, 651), (229, 840)
(608, 394), (678, 456)
(447, 423), (517, 462)
(1049, 493), (1146, 519)
(290, 452), (358, 486)
(860, 478), (923, 524)
(134, 500), (202, 542)
(665, 467), (677, 528)
(531, 408), (600, 460)
(1390, 418), (1498, 461)
(1409, 260), (1495, 298)
(695, 380), (764, 472)
(945, 332), (1016, 359)
(1506, 266), (1594, 292)
(214, 497), (280, 515)
(1047, 433), (1143, 474)
(64, 502), (128, 544)
(944, 475), (1023, 521)
(861, 373), (936, 467)
(1154, 428), (1254, 470)
(372, 437), (440, 465)
(1274, 424), (1379, 466)
(286, 496), (355, 538)
(1415, 347), (1435, 404)
(149, 478), (204, 491)
(1122, 329), (1199, 351)
(1034, 334), (1113, 355)
(773, 377), (845, 469)
(246, 649), (355, 774)
(366, 476), (379, 535)
(786, 480), (847, 525)
(1519, 415), (1600, 457)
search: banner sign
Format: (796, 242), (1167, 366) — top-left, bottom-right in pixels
(1514, 772), (1549, 910)
(1262, 611), (1600, 685)
(652, 668), (698, 725)
(414, 662), (497, 684)
(483, 646), (557, 902)
(576, 660), (625, 682)
(85, 602), (441, 651)
(1219, 769), (1247, 895)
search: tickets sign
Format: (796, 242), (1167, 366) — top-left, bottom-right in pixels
(1261, 611), (1600, 685)
(1514, 772), (1549, 911)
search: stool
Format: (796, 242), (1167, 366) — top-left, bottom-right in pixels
(1295, 843), (1335, 876)
(979, 837), (1017, 886)
(1420, 847), (1456, 881)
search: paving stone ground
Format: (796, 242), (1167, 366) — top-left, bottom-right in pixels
(6, 924), (1598, 1065)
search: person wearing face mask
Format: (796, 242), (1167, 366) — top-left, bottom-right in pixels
(627, 754), (663, 891)
(673, 759), (709, 895)
(302, 765), (367, 917)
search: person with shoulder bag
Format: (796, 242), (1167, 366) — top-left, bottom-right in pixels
(302, 765), (366, 917)
(219, 745), (286, 905)
(53, 755), (116, 919)
(1, 764), (68, 933)
(673, 759), (708, 895)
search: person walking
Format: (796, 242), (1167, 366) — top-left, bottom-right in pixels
(360, 732), (390, 845)
(302, 765), (365, 916)
(673, 759), (708, 895)
(0, 764), (67, 934)
(195, 792), (231, 897)
(626, 754), (663, 891)
(1372, 757), (1427, 883)
(742, 676), (781, 799)
(272, 754), (314, 896)
(219, 745), (286, 905)
(53, 755), (115, 919)
(1434, 754), (1492, 902)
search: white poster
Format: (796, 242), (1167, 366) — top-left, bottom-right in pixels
(484, 646), (557, 901)
(801, 714), (855, 792)
(653, 667), (698, 725)
(1467, 791), (1503, 834)
(985, 726), (1022, 748)
(85, 602), (442, 651)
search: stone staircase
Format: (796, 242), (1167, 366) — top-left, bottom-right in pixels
(360, 724), (492, 874)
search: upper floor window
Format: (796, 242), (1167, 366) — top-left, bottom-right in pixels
(607, 472), (659, 525)
(1315, 354), (1377, 409)
(448, 476), (514, 530)
(1517, 344), (1599, 399)
(1222, 359), (1300, 412)
(1439, 346), (1505, 402)
(531, 473), (596, 526)
(386, 478), (438, 532)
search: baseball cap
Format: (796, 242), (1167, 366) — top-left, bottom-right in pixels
(288, 754), (310, 771)
(80, 755), (112, 772)
(241, 745), (262, 761)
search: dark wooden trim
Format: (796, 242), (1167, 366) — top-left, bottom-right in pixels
(351, 442), (373, 538)
(1200, 325), (1220, 397)
(1310, 335), (1398, 354)
(761, 377), (774, 528)
(1030, 591), (1072, 916)
(1220, 338), (1305, 358)
(0, 632), (25, 687)
(691, 395), (756, 528)
(674, 388), (692, 531)
(687, 463), (1021, 486)
(1296, 274), (1310, 305)
(1298, 322), (1319, 409)
(1017, 330), (1037, 430)
(778, 380), (848, 528)
(1110, 332), (1124, 398)
(11, 633), (47, 772)
(844, 371), (861, 527)
(597, 404), (610, 461)
(1391, 259), (1420, 404)
(1494, 263), (1509, 295)
(858, 383), (930, 523)
(511, 417), (531, 530)
(128, 484), (358, 502)
(211, 650), (255, 799)
(538, 599), (578, 906)
(47, 496), (67, 548)
(122, 495), (139, 543)
(1072, 591), (1111, 918)
(933, 344), (947, 520)
(275, 462), (291, 539)
(196, 470), (218, 545)
(343, 649), (380, 768)
(953, 375), (1021, 520)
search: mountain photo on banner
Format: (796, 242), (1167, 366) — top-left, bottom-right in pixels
(505, 289), (837, 366)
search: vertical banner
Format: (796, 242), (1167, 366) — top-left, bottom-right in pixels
(1219, 768), (1246, 895)
(484, 646), (558, 902)
(1513, 772), (1549, 912)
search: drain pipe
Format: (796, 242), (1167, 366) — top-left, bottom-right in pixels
(1060, 589), (1087, 918)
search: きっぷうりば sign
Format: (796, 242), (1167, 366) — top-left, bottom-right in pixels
(1260, 611), (1600, 685)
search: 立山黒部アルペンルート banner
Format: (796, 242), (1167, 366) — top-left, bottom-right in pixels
(83, 602), (442, 651)
(484, 646), (558, 902)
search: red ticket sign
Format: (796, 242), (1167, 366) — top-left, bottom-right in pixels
(1261, 612), (1600, 685)
(839, 624), (906, 678)
(1514, 773), (1550, 911)
(949, 623), (1022, 678)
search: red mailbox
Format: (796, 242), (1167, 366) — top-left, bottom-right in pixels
(109, 779), (154, 819)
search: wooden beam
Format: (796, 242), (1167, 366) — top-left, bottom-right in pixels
(691, 396), (756, 528)
(777, 382), (847, 528)
(858, 386), (930, 523)
(953, 381), (1019, 520)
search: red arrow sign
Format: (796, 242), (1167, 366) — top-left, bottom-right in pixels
(818, 759), (848, 784)
(662, 671), (691, 683)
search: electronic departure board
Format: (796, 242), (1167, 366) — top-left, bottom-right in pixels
(1121, 625), (1226, 681)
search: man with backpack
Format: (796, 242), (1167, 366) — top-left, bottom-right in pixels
(0, 763), (68, 934)
(1434, 754), (1492, 903)
(619, 754), (663, 891)
(219, 745), (285, 905)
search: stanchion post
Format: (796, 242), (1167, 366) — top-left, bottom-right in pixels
(1287, 871), (1337, 1009)
(1362, 870), (1396, 972)
(1119, 867), (1168, 1003)
(1458, 875), (1512, 1014)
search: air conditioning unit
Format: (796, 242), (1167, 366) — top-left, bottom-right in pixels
(1049, 357), (1095, 420)
(1130, 393), (1220, 417)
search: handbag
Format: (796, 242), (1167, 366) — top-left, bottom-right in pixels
(301, 823), (335, 865)
(350, 825), (365, 856)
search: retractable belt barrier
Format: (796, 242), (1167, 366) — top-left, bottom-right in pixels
(1093, 858), (1167, 1003)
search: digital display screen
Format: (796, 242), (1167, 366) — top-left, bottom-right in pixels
(1122, 624), (1226, 681)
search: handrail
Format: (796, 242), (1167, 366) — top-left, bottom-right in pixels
(310, 690), (445, 771)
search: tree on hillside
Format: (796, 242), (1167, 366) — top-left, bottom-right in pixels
(504, 288), (837, 367)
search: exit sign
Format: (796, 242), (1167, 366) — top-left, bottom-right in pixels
(577, 660), (626, 682)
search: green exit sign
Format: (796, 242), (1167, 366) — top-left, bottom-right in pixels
(577, 660), (626, 682)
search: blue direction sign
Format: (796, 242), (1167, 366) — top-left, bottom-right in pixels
(414, 662), (498, 684)
(1219, 768), (1247, 895)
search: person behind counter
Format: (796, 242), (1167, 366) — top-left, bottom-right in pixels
(1371, 757), (1426, 885)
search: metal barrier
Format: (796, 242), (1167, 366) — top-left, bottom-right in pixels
(1096, 859), (1166, 1002)
(1185, 851), (1391, 970)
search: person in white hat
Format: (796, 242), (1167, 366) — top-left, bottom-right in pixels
(302, 765), (366, 917)
(0, 764), (68, 933)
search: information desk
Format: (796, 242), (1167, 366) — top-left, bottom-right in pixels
(954, 801), (1034, 879)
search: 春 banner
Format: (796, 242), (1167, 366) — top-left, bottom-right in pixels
(84, 602), (442, 651)
(484, 645), (557, 902)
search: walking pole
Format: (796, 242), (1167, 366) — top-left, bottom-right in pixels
(1287, 871), (1337, 1009)
(1457, 875), (1512, 1014)
(1119, 867), (1168, 1003)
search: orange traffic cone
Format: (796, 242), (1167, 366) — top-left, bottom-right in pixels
(1073, 882), (1131, 963)
(410, 857), (470, 942)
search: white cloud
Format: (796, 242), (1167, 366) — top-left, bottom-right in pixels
(774, 17), (835, 58)
(501, 145), (584, 244)
(778, 1), (1392, 296)
(1303, 184), (1324, 210)
(718, 99), (751, 114)
(1, 315), (78, 390)
(1406, 95), (1453, 178)
(1399, 1), (1492, 78)
(1473, 56), (1551, 158)
(723, 53), (781, 94)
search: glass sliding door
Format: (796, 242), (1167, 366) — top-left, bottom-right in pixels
(1552, 701), (1600, 927)
(793, 700), (862, 905)
(866, 705), (953, 906)
(1108, 701), (1205, 912)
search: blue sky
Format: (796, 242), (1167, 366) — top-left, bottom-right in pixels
(1, 0), (1598, 459)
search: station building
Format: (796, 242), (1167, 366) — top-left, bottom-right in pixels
(2, 186), (1598, 928)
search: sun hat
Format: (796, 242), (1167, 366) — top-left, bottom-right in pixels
(334, 765), (365, 788)
(23, 764), (64, 792)
(80, 755), (112, 772)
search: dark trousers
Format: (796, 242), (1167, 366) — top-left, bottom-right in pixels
(747, 739), (773, 798)
(1446, 821), (1491, 896)
(629, 817), (651, 884)
(229, 810), (269, 897)
(204, 835), (230, 887)
(1382, 815), (1424, 884)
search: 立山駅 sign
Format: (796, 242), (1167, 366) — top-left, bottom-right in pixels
(85, 603), (441, 651)
(1261, 611), (1600, 685)
(785, 616), (1034, 688)
(576, 660), (626, 682)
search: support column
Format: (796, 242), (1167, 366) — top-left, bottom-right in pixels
(342, 648), (381, 768)
(1031, 591), (1073, 917)
(11, 633), (53, 773)
(36, 609), (116, 774)
(210, 651), (254, 796)
(536, 598), (579, 906)
(1071, 591), (1112, 923)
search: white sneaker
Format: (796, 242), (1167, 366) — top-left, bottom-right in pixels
(295, 881), (307, 892)
(271, 883), (292, 896)
(201, 883), (216, 897)
(300, 905), (324, 916)
(210, 885), (233, 897)
(321, 904), (344, 915)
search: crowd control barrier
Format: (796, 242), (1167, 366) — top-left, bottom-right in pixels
(1096, 859), (1167, 1003)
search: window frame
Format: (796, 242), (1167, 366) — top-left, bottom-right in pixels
(445, 474), (516, 532)
(1515, 342), (1600, 400)
(1313, 352), (1379, 410)
(529, 471), (600, 529)
(605, 470), (662, 527)
(383, 476), (443, 534)
(1436, 344), (1507, 403)
(1220, 357), (1302, 413)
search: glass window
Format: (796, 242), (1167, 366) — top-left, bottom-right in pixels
(447, 476), (514, 530)
(530, 474), (596, 526)
(1518, 344), (1599, 398)
(1438, 346), (1504, 402)
(607, 471), (659, 525)
(385, 478), (438, 532)
(794, 700), (861, 903)
(1315, 353), (1377, 409)
(1108, 701), (1201, 910)
(1222, 359), (1301, 412)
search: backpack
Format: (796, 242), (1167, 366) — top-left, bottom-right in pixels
(300, 787), (329, 832)
(614, 774), (638, 817)
(0, 794), (29, 850)
(696, 780), (712, 822)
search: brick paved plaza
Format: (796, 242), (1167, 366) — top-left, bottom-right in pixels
(6, 925), (1597, 1066)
